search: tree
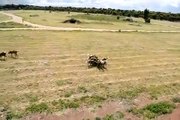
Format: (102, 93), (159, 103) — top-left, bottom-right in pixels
(144, 9), (150, 23)
(49, 6), (52, 13)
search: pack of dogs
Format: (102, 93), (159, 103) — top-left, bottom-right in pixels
(0, 50), (18, 61)
(87, 55), (108, 71)
(1, 52), (108, 71)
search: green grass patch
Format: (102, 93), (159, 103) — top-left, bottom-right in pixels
(0, 22), (31, 28)
(26, 103), (50, 113)
(51, 99), (79, 110)
(51, 95), (105, 111)
(76, 95), (106, 105)
(130, 101), (176, 119)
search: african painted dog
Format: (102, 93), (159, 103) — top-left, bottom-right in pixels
(0, 52), (6, 61)
(8, 50), (18, 58)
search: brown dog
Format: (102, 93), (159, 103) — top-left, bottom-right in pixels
(8, 50), (18, 58)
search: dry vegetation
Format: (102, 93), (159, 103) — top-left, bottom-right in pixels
(9, 10), (180, 31)
(0, 31), (180, 119)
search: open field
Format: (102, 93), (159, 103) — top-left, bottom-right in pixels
(0, 13), (11, 22)
(9, 10), (180, 31)
(0, 31), (180, 119)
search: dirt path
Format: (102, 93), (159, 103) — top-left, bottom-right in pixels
(1, 11), (180, 33)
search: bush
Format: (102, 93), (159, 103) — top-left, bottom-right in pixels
(26, 103), (49, 113)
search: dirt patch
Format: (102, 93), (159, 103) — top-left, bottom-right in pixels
(124, 112), (141, 120)
(24, 114), (61, 120)
(133, 93), (152, 108)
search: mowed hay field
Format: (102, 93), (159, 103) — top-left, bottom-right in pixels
(0, 31), (180, 118)
(9, 10), (180, 31)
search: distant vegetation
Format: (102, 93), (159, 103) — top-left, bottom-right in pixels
(144, 9), (151, 23)
(0, 4), (180, 22)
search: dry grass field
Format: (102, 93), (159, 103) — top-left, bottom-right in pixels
(0, 30), (180, 119)
(9, 10), (180, 31)
(0, 13), (11, 22)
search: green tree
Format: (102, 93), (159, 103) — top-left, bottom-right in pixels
(144, 9), (150, 23)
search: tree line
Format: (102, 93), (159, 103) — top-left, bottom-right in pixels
(0, 4), (180, 22)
